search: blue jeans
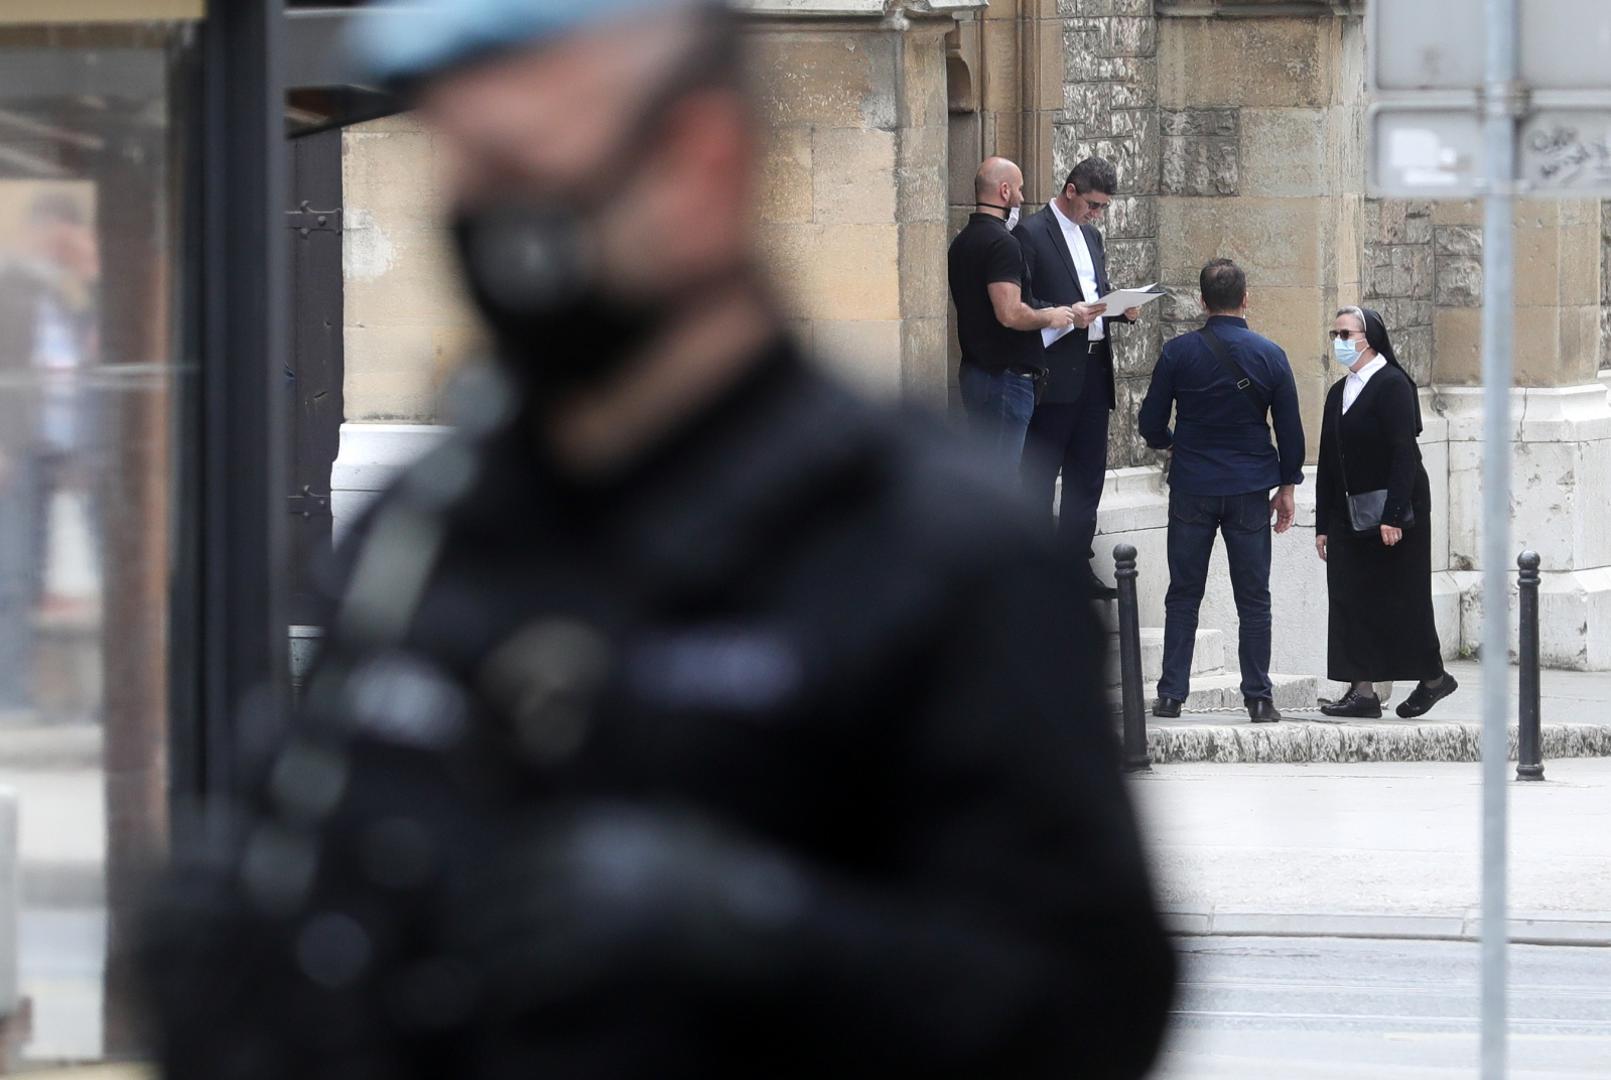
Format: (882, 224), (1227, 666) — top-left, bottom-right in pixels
(1159, 489), (1273, 703)
(959, 362), (1036, 471)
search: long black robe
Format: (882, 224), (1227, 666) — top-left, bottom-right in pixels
(1315, 365), (1444, 683)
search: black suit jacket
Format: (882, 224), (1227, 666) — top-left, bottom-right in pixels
(1014, 205), (1126, 408)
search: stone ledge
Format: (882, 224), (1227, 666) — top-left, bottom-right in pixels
(1145, 719), (1611, 764)
(331, 422), (453, 541)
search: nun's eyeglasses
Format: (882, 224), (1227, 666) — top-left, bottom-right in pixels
(1328, 329), (1362, 341)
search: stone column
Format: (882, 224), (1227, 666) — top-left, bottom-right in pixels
(1057, 0), (1161, 469)
(1422, 198), (1611, 668)
(747, 1), (985, 406)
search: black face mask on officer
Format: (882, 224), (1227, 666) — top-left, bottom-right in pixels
(450, 41), (739, 405)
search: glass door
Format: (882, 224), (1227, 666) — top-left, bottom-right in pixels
(0, 17), (197, 1071)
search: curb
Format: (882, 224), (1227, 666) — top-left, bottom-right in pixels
(1144, 719), (1611, 764)
(1164, 907), (1611, 947)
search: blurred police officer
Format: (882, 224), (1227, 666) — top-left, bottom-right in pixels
(948, 157), (1075, 471)
(145, 3), (1175, 1078)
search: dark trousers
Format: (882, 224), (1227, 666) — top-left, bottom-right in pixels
(1159, 489), (1274, 703)
(1021, 375), (1110, 564)
(959, 361), (1036, 472)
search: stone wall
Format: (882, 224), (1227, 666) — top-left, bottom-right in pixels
(1361, 199), (1435, 383)
(341, 113), (482, 425)
(1057, 0), (1160, 468)
(750, 15), (957, 405)
(1426, 199), (1602, 387)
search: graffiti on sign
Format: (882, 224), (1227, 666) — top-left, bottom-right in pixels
(1522, 118), (1611, 191)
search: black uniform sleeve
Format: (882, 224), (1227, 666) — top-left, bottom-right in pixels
(644, 541), (1174, 1079)
(862, 542), (1179, 1079)
(1315, 385), (1340, 536)
(1379, 371), (1423, 528)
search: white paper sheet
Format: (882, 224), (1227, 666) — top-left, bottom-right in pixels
(1039, 283), (1163, 348)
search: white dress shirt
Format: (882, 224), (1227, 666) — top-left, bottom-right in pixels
(1049, 199), (1104, 341)
(1342, 355), (1387, 413)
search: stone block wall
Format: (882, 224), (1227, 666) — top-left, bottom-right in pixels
(1056, 0), (1160, 468)
(1426, 199), (1603, 388)
(1361, 198), (1434, 384)
(750, 15), (960, 405)
(341, 113), (483, 426)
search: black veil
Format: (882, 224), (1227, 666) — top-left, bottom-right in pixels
(1352, 306), (1422, 435)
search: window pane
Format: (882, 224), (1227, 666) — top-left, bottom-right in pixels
(0, 23), (191, 1069)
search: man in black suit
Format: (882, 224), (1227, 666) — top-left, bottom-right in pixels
(1014, 158), (1142, 599)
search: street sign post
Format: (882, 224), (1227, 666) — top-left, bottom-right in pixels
(1366, 2), (1611, 1078)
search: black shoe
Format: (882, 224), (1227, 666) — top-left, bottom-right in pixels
(1320, 690), (1382, 718)
(1247, 698), (1282, 723)
(1397, 674), (1459, 718)
(1085, 572), (1119, 601)
(1153, 697), (1183, 719)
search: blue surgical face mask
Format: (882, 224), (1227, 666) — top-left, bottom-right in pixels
(1333, 335), (1359, 367)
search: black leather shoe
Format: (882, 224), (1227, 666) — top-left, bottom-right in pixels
(1397, 674), (1459, 718)
(1085, 572), (1119, 601)
(1247, 698), (1282, 723)
(1153, 697), (1183, 718)
(1320, 690), (1382, 719)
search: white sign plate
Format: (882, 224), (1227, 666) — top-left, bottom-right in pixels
(1368, 106), (1486, 198)
(1373, 0), (1611, 94)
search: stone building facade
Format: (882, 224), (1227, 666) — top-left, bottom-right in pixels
(332, 0), (1611, 676)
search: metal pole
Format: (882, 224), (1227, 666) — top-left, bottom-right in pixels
(1480, 0), (1520, 1073)
(1517, 551), (1544, 780)
(1113, 544), (1151, 773)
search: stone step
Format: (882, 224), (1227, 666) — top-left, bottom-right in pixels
(1105, 628), (1225, 687)
(1175, 672), (1320, 715)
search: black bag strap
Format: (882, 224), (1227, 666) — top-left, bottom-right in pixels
(1198, 327), (1268, 421)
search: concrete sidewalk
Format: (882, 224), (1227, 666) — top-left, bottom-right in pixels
(1143, 660), (1611, 764)
(1130, 757), (1611, 945)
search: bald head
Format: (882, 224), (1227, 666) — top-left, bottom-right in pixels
(975, 157), (1022, 203)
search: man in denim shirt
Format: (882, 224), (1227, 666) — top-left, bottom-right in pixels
(1138, 259), (1306, 722)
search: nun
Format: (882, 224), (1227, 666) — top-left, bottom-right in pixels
(1314, 306), (1457, 719)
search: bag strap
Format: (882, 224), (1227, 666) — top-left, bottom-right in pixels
(1198, 327), (1268, 422)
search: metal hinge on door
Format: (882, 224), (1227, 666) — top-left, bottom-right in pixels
(288, 486), (332, 519)
(286, 202), (342, 236)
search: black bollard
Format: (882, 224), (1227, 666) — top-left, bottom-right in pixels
(1516, 550), (1544, 781)
(1114, 544), (1151, 773)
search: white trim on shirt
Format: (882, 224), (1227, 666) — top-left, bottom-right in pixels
(1048, 200), (1104, 342)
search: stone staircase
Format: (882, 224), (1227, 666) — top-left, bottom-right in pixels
(1103, 624), (1320, 714)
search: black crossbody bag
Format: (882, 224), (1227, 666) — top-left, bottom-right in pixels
(1197, 328), (1269, 421)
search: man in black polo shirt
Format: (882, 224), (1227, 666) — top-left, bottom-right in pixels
(948, 157), (1075, 468)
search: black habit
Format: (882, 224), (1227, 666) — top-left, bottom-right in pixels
(1315, 363), (1444, 683)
